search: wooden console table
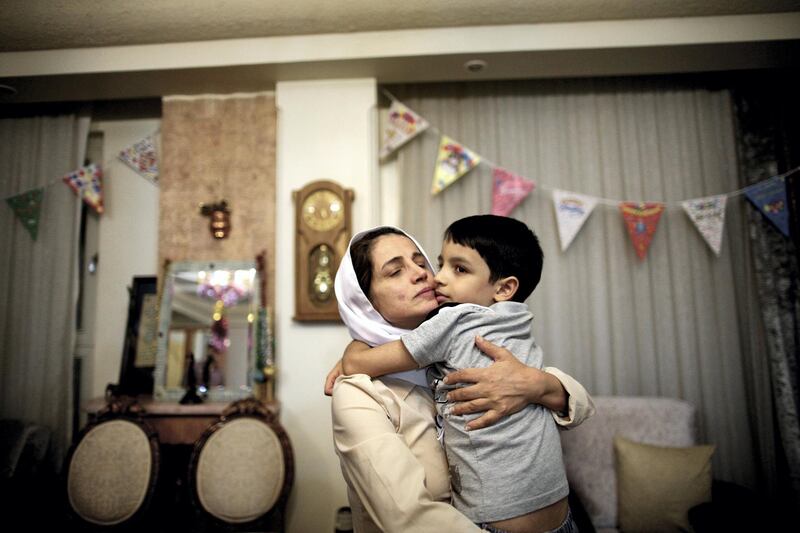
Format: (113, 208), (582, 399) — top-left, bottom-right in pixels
(83, 396), (280, 445)
(82, 396), (281, 530)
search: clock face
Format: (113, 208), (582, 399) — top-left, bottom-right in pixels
(301, 189), (344, 232)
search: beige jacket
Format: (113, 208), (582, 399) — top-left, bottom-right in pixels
(331, 368), (594, 532)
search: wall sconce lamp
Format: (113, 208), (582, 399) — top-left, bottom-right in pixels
(200, 200), (231, 239)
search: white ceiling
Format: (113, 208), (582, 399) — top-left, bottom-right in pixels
(2, 1), (799, 104)
(2, 0), (800, 52)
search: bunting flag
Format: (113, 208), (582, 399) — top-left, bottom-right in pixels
(491, 167), (535, 216)
(380, 101), (429, 160)
(375, 96), (800, 257)
(681, 194), (727, 255)
(118, 134), (159, 184)
(553, 190), (598, 251)
(619, 202), (665, 260)
(62, 163), (104, 214)
(432, 136), (481, 195)
(744, 175), (790, 237)
(6, 187), (44, 241)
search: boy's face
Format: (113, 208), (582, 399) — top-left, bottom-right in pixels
(434, 239), (500, 307)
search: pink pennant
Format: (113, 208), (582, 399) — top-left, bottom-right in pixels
(491, 167), (535, 216)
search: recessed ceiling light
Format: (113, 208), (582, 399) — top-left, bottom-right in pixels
(0, 84), (18, 96)
(464, 59), (488, 73)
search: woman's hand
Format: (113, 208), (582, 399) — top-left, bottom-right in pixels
(443, 336), (568, 430)
(324, 358), (344, 396)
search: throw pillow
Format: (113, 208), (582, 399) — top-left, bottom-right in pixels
(614, 435), (714, 533)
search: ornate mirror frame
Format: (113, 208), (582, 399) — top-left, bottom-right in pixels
(154, 260), (260, 402)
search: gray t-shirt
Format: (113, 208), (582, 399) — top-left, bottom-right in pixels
(401, 301), (569, 523)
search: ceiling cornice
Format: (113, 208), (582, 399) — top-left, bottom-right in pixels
(2, 0), (800, 52)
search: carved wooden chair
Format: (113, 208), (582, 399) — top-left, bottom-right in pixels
(188, 398), (294, 533)
(64, 396), (160, 530)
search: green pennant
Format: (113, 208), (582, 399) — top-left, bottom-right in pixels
(6, 187), (44, 241)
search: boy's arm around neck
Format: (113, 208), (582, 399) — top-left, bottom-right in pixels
(342, 339), (419, 377)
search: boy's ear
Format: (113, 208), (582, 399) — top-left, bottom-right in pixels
(493, 276), (519, 302)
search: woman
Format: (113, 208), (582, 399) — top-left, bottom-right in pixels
(326, 226), (593, 532)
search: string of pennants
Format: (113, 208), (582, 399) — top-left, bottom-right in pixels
(3, 133), (160, 241)
(380, 90), (798, 259)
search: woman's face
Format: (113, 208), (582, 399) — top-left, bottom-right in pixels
(367, 234), (438, 330)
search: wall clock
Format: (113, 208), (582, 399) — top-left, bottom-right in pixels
(293, 180), (354, 321)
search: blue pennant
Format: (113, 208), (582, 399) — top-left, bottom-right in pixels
(744, 175), (790, 237)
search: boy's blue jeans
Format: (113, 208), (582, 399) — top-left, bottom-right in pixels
(478, 507), (578, 533)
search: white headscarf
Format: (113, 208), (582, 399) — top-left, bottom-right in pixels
(334, 226), (434, 387)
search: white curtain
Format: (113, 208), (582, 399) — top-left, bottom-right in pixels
(0, 114), (90, 465)
(391, 77), (768, 490)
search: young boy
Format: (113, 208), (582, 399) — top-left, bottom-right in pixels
(342, 215), (573, 533)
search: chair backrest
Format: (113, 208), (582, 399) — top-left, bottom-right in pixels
(65, 397), (159, 528)
(560, 396), (697, 530)
(189, 398), (294, 532)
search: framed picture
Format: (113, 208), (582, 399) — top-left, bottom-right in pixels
(117, 276), (158, 396)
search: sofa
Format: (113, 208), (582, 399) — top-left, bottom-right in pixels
(560, 396), (708, 533)
(559, 396), (790, 533)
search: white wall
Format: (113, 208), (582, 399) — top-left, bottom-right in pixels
(87, 81), (383, 531)
(89, 119), (160, 398)
(275, 79), (379, 533)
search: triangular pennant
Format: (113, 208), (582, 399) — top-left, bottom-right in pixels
(118, 134), (159, 185)
(432, 136), (481, 195)
(380, 101), (429, 160)
(619, 202), (665, 260)
(744, 175), (790, 237)
(491, 167), (535, 216)
(62, 163), (104, 214)
(6, 187), (44, 241)
(681, 194), (727, 255)
(552, 190), (598, 251)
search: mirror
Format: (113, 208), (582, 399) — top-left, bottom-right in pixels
(154, 260), (260, 402)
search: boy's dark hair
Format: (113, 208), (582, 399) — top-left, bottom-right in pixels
(443, 215), (543, 302)
(350, 227), (406, 297)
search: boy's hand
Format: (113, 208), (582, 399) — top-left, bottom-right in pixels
(324, 358), (344, 396)
(444, 336), (566, 430)
(326, 340), (373, 395)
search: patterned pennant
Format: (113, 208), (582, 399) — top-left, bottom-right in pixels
(62, 163), (104, 214)
(432, 136), (481, 195)
(491, 167), (535, 216)
(744, 175), (790, 237)
(681, 194), (727, 255)
(619, 202), (665, 260)
(118, 134), (159, 184)
(380, 101), (429, 160)
(6, 187), (44, 241)
(552, 190), (598, 251)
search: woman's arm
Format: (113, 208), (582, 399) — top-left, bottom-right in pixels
(332, 375), (481, 532)
(443, 336), (595, 430)
(540, 366), (596, 429)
